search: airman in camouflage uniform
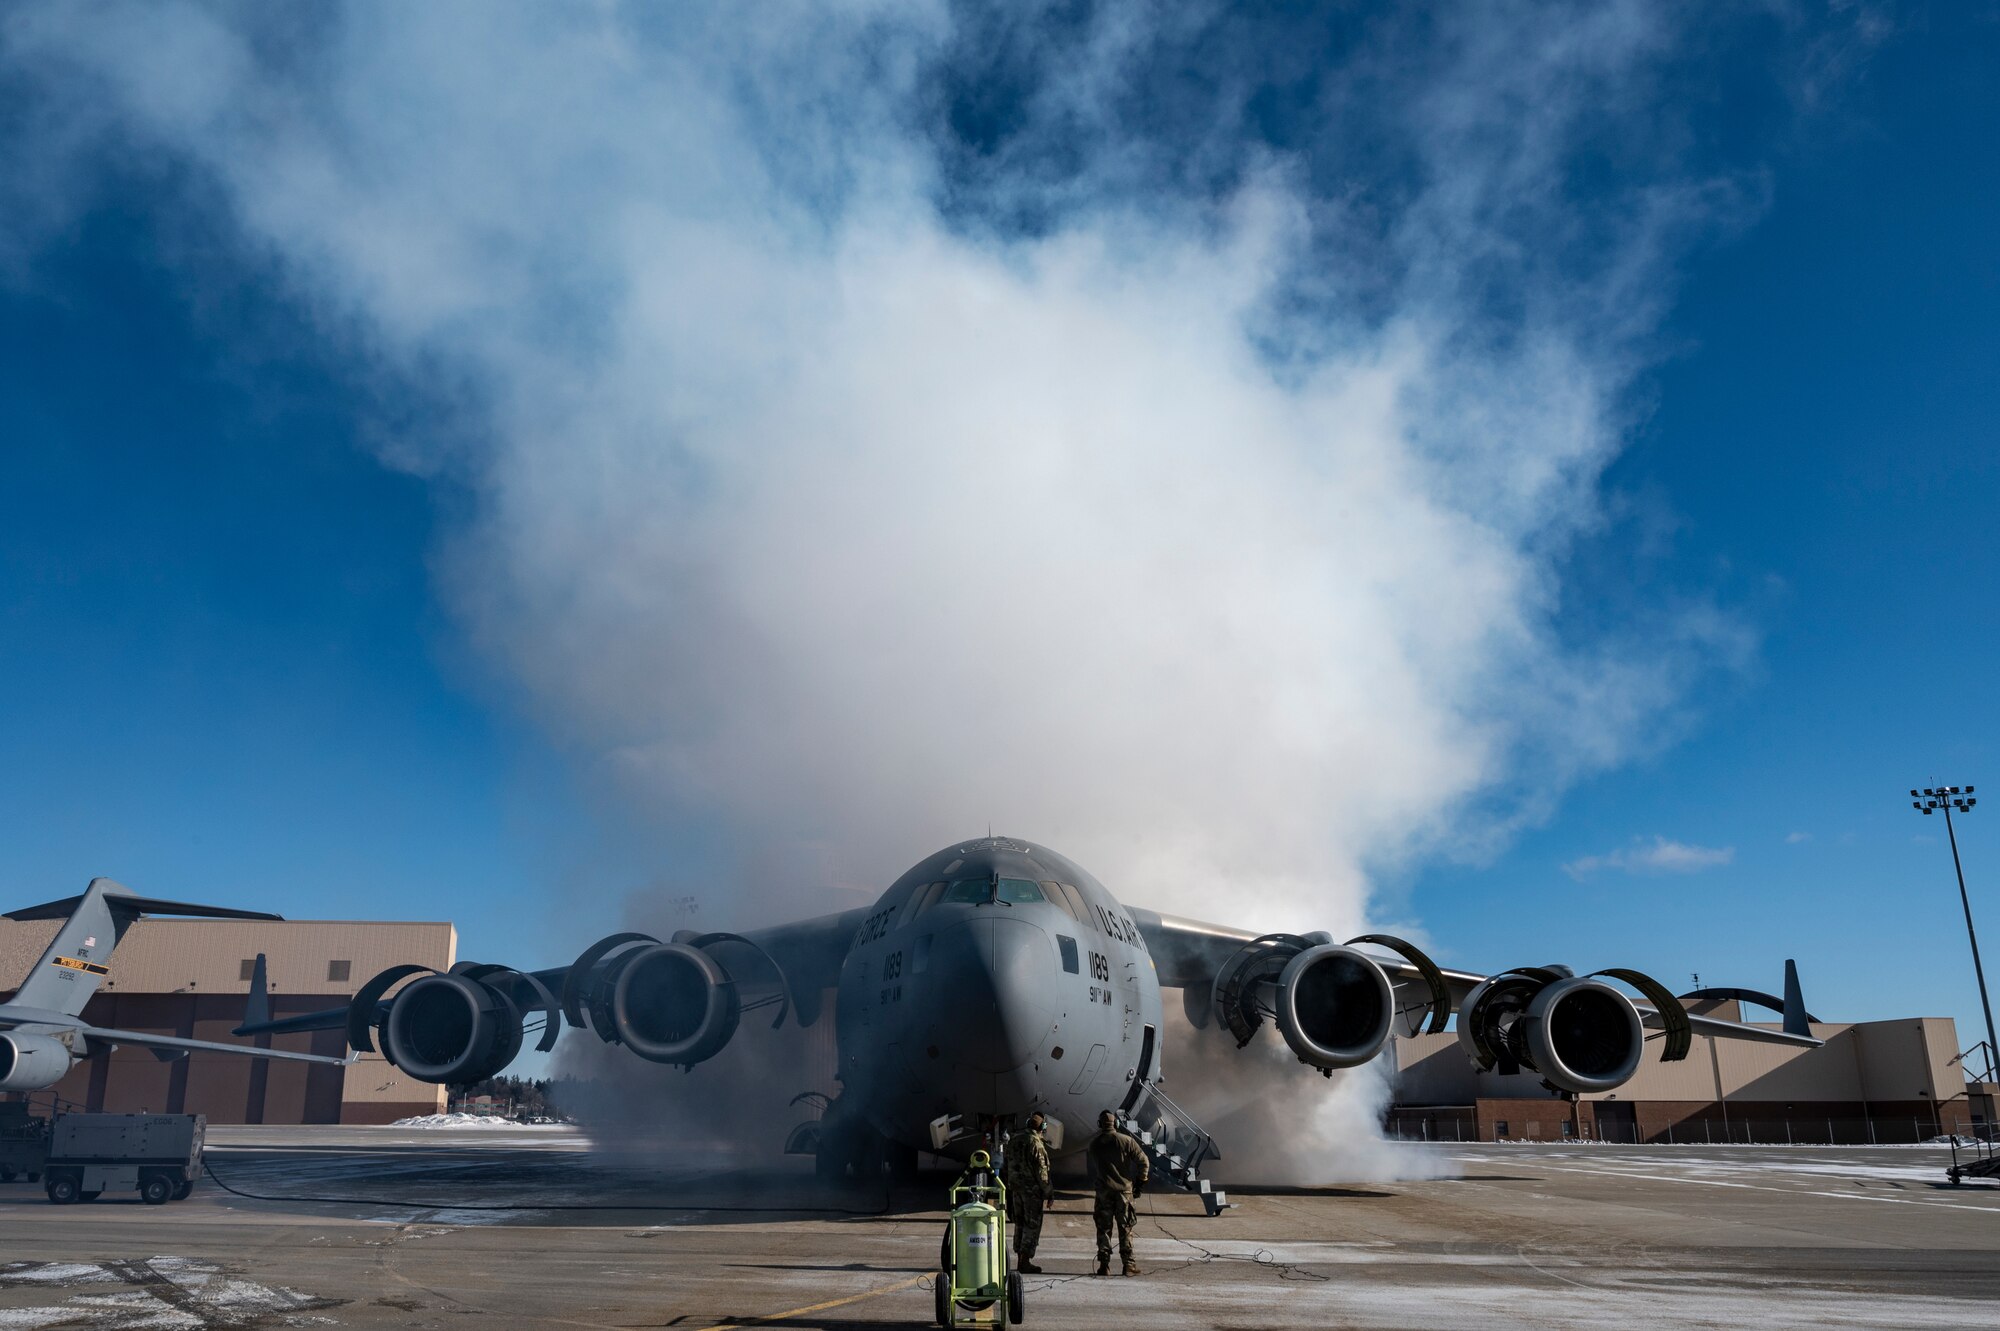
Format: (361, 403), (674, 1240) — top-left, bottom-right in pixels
(1003, 1112), (1052, 1273)
(1087, 1109), (1148, 1276)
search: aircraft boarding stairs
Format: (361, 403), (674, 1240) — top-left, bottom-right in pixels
(1116, 1083), (1230, 1216)
(1946, 1131), (1999, 1186)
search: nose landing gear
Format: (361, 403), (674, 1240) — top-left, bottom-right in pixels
(784, 1093), (918, 1182)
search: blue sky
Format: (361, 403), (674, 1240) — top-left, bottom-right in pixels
(2, 4), (1996, 1070)
(1395, 12), (2000, 1038)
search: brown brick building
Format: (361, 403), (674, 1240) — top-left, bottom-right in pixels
(1388, 1002), (1992, 1144)
(1, 917), (453, 1124)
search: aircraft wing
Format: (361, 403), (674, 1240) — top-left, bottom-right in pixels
(1132, 908), (1821, 1049)
(72, 1024), (352, 1065)
(235, 906), (872, 1042)
(739, 907), (871, 1018)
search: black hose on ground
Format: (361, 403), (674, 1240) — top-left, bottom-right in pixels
(199, 1156), (892, 1215)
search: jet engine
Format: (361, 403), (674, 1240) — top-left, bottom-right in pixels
(588, 941), (739, 1067)
(1456, 969), (1650, 1094)
(0, 1032), (72, 1091)
(380, 971), (526, 1085)
(349, 960), (560, 1086)
(563, 931), (791, 1069)
(1207, 933), (1448, 1073)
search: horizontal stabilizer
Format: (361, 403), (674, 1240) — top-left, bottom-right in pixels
(109, 896), (283, 921)
(5, 883), (282, 923)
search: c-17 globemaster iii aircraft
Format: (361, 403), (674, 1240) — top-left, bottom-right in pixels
(1, 878), (350, 1094)
(243, 836), (1818, 1199)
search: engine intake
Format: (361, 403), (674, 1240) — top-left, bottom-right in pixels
(381, 972), (524, 1085)
(1271, 944), (1396, 1071)
(1205, 933), (1440, 1074)
(1457, 970), (1646, 1094)
(561, 933), (778, 1069)
(0, 1032), (72, 1091)
(602, 942), (741, 1067)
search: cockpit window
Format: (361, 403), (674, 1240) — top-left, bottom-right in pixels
(1041, 881), (1083, 923)
(940, 879), (995, 905)
(1052, 882), (1091, 922)
(903, 881), (946, 922)
(996, 878), (1045, 905)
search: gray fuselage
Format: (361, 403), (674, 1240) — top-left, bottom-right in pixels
(832, 838), (1163, 1157)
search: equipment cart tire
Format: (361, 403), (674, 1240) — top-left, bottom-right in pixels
(46, 1175), (79, 1204)
(140, 1175), (174, 1205)
(935, 1274), (949, 1326)
(172, 1180), (194, 1201)
(1007, 1272), (1024, 1325)
(0, 1166), (14, 1182)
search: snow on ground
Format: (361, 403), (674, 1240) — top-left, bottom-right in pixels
(390, 1113), (566, 1129)
(0, 1256), (342, 1329)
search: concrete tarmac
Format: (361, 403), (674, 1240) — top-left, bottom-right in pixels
(1, 1126), (1996, 1329)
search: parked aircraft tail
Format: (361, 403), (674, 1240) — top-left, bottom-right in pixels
(1782, 958), (1811, 1038)
(3, 878), (279, 1018)
(242, 953), (272, 1032)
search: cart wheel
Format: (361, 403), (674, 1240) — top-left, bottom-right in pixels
(47, 1175), (80, 1204)
(1007, 1271), (1024, 1325)
(141, 1176), (174, 1206)
(934, 1274), (949, 1326)
(0, 1166), (16, 1182)
(172, 1181), (194, 1201)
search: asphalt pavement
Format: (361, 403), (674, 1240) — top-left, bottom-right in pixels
(0, 1127), (1994, 1329)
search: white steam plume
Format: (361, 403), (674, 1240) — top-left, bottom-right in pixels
(2, 1), (1822, 1171)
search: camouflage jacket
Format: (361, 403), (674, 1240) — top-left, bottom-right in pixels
(1004, 1127), (1050, 1197)
(1087, 1128), (1149, 1195)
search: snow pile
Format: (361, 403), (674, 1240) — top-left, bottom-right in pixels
(391, 1113), (522, 1129)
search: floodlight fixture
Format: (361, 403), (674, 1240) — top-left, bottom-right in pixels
(1910, 781), (1995, 1083)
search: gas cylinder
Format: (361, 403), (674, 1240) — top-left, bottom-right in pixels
(949, 1198), (1005, 1303)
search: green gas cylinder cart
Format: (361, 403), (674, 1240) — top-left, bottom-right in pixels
(936, 1157), (1024, 1327)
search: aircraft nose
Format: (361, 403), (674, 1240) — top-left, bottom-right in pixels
(934, 916), (1055, 1073)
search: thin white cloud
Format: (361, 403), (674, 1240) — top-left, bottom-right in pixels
(1785, 830), (1812, 844)
(1564, 836), (1735, 880)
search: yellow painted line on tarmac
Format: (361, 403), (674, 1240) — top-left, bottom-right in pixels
(695, 1273), (928, 1330)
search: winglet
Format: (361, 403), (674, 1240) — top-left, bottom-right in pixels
(1782, 959), (1810, 1037)
(238, 953), (271, 1035)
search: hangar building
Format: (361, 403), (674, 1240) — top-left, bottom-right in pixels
(1388, 1000), (1992, 1144)
(0, 916), (452, 1124)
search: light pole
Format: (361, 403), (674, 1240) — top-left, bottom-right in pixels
(1912, 785), (1995, 1083)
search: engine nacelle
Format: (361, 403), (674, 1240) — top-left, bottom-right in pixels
(1269, 944), (1396, 1071)
(0, 1032), (72, 1091)
(381, 972), (524, 1085)
(584, 941), (741, 1068)
(1457, 972), (1644, 1094)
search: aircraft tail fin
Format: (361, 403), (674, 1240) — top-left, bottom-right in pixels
(6, 878), (282, 1018)
(1782, 958), (1810, 1037)
(242, 953), (271, 1032)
